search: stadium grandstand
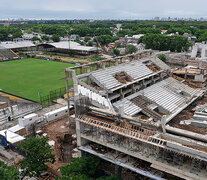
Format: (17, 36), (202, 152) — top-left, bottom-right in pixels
(37, 41), (100, 55)
(0, 41), (35, 51)
(0, 45), (19, 61)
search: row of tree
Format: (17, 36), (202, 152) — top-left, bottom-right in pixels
(9, 20), (207, 44)
(141, 34), (192, 52)
(58, 156), (118, 180)
(0, 137), (119, 179)
(0, 26), (22, 41)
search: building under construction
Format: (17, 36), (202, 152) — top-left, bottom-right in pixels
(65, 52), (207, 180)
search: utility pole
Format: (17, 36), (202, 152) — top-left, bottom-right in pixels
(65, 28), (71, 53)
(65, 70), (71, 125)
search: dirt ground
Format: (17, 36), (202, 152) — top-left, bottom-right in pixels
(41, 116), (76, 177)
(36, 54), (90, 63)
(168, 96), (207, 135)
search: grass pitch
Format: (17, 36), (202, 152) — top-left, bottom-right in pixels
(0, 58), (75, 102)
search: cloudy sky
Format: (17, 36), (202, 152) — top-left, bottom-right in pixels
(0, 0), (206, 19)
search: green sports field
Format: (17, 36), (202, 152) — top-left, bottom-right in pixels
(0, 58), (75, 101)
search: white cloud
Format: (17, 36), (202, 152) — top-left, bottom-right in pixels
(0, 0), (207, 19)
(164, 9), (198, 16)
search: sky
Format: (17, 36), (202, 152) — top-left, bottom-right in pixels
(0, 0), (207, 20)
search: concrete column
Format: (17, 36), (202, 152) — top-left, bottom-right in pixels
(86, 66), (91, 73)
(118, 106), (124, 117)
(115, 165), (122, 180)
(132, 84), (135, 93)
(65, 71), (71, 125)
(184, 68), (187, 79)
(76, 120), (82, 157)
(120, 89), (124, 99)
(76, 121), (81, 147)
(96, 64), (99, 70)
(80, 67), (83, 74)
(108, 60), (111, 67)
(161, 115), (167, 134)
(101, 62), (106, 69)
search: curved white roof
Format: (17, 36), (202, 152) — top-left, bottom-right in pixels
(48, 41), (98, 52)
(0, 41), (35, 49)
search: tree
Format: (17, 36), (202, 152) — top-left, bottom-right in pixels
(31, 36), (41, 42)
(18, 137), (55, 177)
(126, 45), (137, 54)
(57, 173), (91, 180)
(12, 31), (23, 39)
(0, 160), (19, 180)
(158, 54), (167, 62)
(70, 27), (92, 37)
(94, 28), (112, 36)
(57, 156), (118, 180)
(58, 156), (100, 179)
(113, 48), (120, 56)
(115, 42), (121, 48)
(41, 35), (49, 41)
(97, 35), (113, 45)
(18, 51), (24, 55)
(84, 36), (91, 42)
(197, 32), (207, 42)
(88, 40), (93, 46)
(96, 175), (119, 180)
(91, 54), (106, 62)
(142, 34), (192, 52)
(117, 29), (132, 37)
(52, 34), (60, 42)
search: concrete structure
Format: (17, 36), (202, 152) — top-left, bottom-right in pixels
(0, 45), (19, 60)
(0, 130), (25, 145)
(43, 106), (69, 122)
(65, 52), (207, 179)
(0, 91), (42, 126)
(191, 42), (207, 61)
(18, 113), (39, 127)
(191, 104), (207, 128)
(0, 41), (35, 51)
(37, 41), (99, 55)
(117, 34), (144, 44)
(171, 65), (207, 87)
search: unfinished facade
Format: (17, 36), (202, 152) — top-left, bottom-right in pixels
(65, 52), (207, 180)
(0, 91), (41, 127)
(170, 63), (207, 88)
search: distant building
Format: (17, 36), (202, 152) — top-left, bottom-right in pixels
(161, 30), (167, 34)
(117, 34), (144, 44)
(153, 17), (160, 21)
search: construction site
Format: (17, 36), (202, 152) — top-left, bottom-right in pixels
(64, 51), (207, 180)
(1, 50), (207, 179)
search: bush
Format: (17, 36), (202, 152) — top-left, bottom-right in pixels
(113, 48), (120, 56)
(59, 156), (100, 179)
(31, 36), (40, 42)
(52, 34), (60, 42)
(126, 45), (137, 54)
(18, 51), (24, 55)
(158, 54), (167, 62)
(58, 156), (119, 180)
(142, 33), (192, 52)
(90, 54), (106, 62)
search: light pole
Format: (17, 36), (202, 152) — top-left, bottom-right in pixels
(65, 28), (71, 53)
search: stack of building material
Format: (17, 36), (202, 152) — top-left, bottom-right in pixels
(191, 108), (207, 128)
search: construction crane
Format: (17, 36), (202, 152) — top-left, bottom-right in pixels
(94, 36), (105, 52)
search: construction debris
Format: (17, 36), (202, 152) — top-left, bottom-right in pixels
(65, 53), (207, 180)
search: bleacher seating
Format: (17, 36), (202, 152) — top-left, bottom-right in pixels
(0, 46), (19, 60)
